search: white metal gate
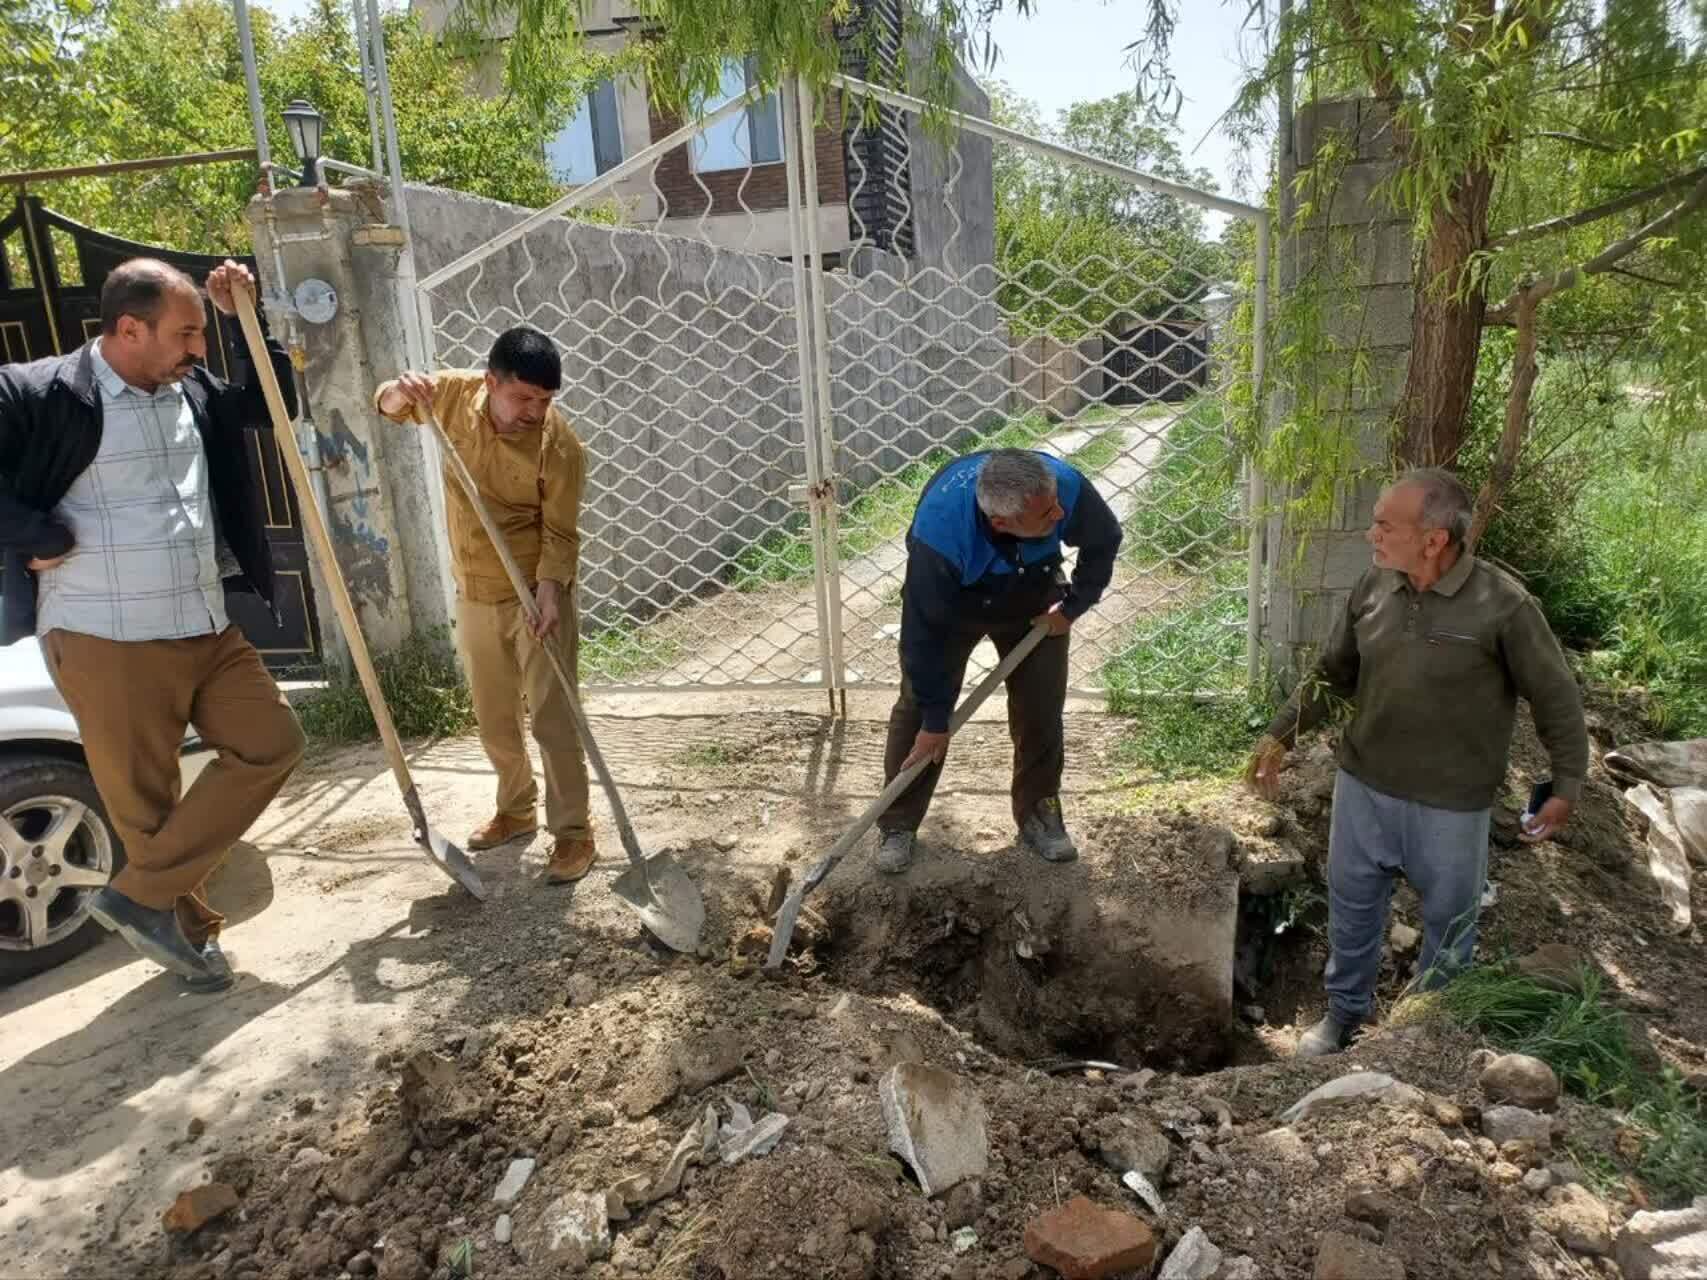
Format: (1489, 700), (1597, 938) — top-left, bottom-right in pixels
(415, 74), (1268, 702)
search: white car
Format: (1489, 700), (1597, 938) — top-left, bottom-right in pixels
(0, 636), (212, 983)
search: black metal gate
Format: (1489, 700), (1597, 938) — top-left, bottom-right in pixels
(0, 193), (321, 675)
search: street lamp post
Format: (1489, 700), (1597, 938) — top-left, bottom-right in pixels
(281, 99), (325, 188)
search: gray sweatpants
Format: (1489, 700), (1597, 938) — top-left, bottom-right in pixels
(1325, 770), (1491, 1023)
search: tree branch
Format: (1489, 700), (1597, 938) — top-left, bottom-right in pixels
(1534, 130), (1620, 154)
(1609, 266), (1685, 289)
(1488, 165), (1707, 251)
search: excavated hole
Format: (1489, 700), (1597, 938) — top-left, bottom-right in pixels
(812, 859), (1241, 1075)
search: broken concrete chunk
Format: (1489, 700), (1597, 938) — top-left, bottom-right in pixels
(878, 1063), (989, 1196)
(1615, 1205), (1707, 1279)
(492, 1157), (536, 1205)
(1540, 1183), (1613, 1257)
(162, 1183), (239, 1234)
(1023, 1196), (1156, 1280)
(1120, 1169), (1166, 1218)
(674, 1029), (747, 1093)
(518, 1191), (611, 1269)
(1281, 1072), (1420, 1124)
(1158, 1225), (1222, 1280)
(1480, 1053), (1561, 1112)
(494, 1213), (513, 1245)
(1480, 1105), (1554, 1148)
(721, 1112), (789, 1165)
(1093, 1115), (1171, 1180)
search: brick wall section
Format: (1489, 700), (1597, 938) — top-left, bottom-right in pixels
(648, 94), (849, 219)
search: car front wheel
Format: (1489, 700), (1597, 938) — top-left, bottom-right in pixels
(0, 756), (123, 983)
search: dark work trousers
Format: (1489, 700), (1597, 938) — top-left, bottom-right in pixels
(880, 618), (1070, 833)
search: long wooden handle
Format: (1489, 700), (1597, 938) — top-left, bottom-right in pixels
(798, 621), (1048, 896)
(230, 283), (416, 794)
(419, 411), (648, 868)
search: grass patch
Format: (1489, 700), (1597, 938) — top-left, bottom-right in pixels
(297, 629), (475, 744)
(1431, 963), (1707, 1207)
(1065, 425), (1125, 475)
(1122, 398), (1241, 569)
(583, 615), (682, 683)
(675, 741), (736, 768)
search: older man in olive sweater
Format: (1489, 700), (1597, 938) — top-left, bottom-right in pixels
(1248, 468), (1588, 1057)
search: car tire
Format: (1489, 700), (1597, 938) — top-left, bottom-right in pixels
(0, 755), (125, 984)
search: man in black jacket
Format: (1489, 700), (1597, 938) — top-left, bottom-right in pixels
(876, 447), (1122, 873)
(0, 257), (305, 990)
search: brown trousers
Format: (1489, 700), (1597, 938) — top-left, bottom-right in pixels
(40, 626), (305, 943)
(881, 619), (1070, 833)
(456, 595), (590, 840)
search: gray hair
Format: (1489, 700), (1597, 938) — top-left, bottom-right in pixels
(1395, 467), (1473, 547)
(976, 449), (1056, 519)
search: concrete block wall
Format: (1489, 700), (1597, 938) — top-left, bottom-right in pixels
(1264, 97), (1413, 684)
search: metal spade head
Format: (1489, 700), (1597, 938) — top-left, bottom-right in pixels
(611, 851), (704, 953)
(402, 788), (488, 900)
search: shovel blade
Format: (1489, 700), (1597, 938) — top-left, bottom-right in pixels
(420, 827), (489, 900)
(611, 853), (703, 953)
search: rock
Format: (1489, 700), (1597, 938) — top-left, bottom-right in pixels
(1548, 1162), (1586, 1188)
(518, 1191), (611, 1268)
(1540, 1184), (1613, 1257)
(879, 1064), (990, 1196)
(494, 1213), (513, 1245)
(1386, 1156), (1424, 1197)
(161, 1183), (239, 1233)
(674, 1030), (747, 1092)
(582, 1101), (617, 1129)
(1282, 1072), (1422, 1124)
(564, 974), (600, 1007)
(1223, 1258), (1262, 1280)
(1092, 1115), (1171, 1180)
(943, 1182), (984, 1231)
(1490, 1161), (1525, 1186)
(1388, 923), (1421, 955)
(720, 1112), (789, 1164)
(187, 1117), (207, 1140)
(1253, 1126), (1318, 1168)
(1023, 1196), (1156, 1280)
(1523, 1168), (1553, 1195)
(951, 1226), (979, 1255)
(326, 1119), (413, 1206)
(1158, 1226), (1222, 1280)
(1481, 1106), (1554, 1148)
(288, 1146), (333, 1176)
(347, 1251), (375, 1277)
(1480, 1055), (1562, 1112)
(1516, 944), (1595, 995)
(376, 1236), (427, 1280)
(1614, 1205), (1707, 1278)
(398, 1051), (489, 1145)
(492, 1158), (536, 1205)
(1240, 850), (1307, 895)
(1346, 1189), (1402, 1231)
(1315, 1231), (1406, 1279)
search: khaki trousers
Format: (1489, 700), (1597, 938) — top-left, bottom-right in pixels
(40, 626), (305, 943)
(456, 595), (590, 840)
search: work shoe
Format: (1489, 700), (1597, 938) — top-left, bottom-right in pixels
(183, 938), (236, 994)
(89, 887), (211, 979)
(468, 813), (539, 851)
(1020, 798), (1079, 863)
(875, 830), (915, 875)
(544, 836), (597, 884)
(1296, 1014), (1361, 1058)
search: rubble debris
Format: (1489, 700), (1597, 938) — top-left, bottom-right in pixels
(161, 1183), (239, 1234)
(879, 1063), (990, 1196)
(1023, 1196), (1156, 1280)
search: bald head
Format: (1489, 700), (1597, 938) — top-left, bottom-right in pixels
(100, 258), (199, 336)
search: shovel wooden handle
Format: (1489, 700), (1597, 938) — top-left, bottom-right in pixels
(229, 283), (417, 796)
(419, 411), (649, 869)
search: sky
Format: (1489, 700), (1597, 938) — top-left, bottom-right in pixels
(265, 0), (1266, 211)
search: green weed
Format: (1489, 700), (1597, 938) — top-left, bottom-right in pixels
(297, 629), (475, 744)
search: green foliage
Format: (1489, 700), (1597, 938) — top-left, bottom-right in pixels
(297, 630), (475, 744)
(1102, 562), (1251, 703)
(583, 615), (683, 683)
(1436, 964), (1707, 1208)
(1, 0), (568, 251)
(987, 82), (1226, 341)
(1122, 399), (1241, 569)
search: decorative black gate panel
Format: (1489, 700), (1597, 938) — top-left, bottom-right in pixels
(0, 194), (321, 675)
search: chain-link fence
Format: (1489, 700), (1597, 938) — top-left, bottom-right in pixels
(417, 74), (1266, 699)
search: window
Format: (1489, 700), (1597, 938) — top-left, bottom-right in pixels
(547, 78), (624, 185)
(689, 56), (784, 173)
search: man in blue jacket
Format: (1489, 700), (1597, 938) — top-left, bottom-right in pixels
(877, 447), (1122, 872)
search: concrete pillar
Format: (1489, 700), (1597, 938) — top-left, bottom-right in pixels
(247, 186), (454, 664)
(1264, 97), (1412, 684)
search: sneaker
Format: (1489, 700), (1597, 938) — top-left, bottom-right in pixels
(544, 836), (596, 884)
(468, 813), (539, 851)
(183, 938), (236, 994)
(1020, 798), (1078, 863)
(1296, 1014), (1361, 1058)
(875, 830), (915, 875)
(89, 887), (211, 979)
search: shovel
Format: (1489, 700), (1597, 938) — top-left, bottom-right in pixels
(765, 621), (1049, 968)
(419, 411), (705, 953)
(229, 283), (487, 899)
